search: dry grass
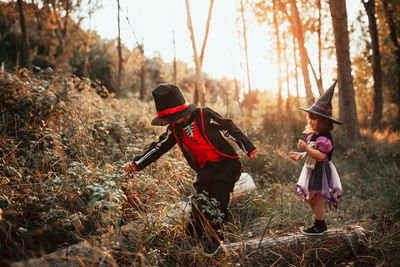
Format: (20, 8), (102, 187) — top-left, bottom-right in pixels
(1, 69), (399, 266)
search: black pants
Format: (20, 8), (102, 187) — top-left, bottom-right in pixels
(187, 157), (241, 241)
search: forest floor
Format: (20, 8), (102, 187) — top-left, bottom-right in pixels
(1, 68), (399, 266)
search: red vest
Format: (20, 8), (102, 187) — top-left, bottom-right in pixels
(181, 121), (222, 168)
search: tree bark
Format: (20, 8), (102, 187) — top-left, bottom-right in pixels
(173, 29), (177, 85)
(234, 75), (242, 112)
(196, 0), (214, 106)
(317, 0), (324, 95)
(116, 0), (122, 96)
(199, 0), (214, 66)
(82, 1), (92, 78)
(328, 0), (361, 145)
(272, 0), (283, 113)
(306, 50), (324, 95)
(363, 0), (383, 132)
(31, 0), (45, 53)
(51, 0), (71, 67)
(17, 0), (31, 70)
(125, 16), (146, 100)
(287, 0), (314, 106)
(382, 0), (400, 129)
(275, 0), (323, 99)
(14, 225), (366, 266)
(293, 31), (300, 110)
(223, 226), (366, 265)
(240, 0), (251, 93)
(185, 0), (205, 106)
(139, 45), (146, 100)
(283, 33), (291, 113)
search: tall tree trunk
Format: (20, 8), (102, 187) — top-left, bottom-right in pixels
(17, 0), (31, 70)
(287, 0), (314, 106)
(83, 0), (92, 78)
(272, 0), (283, 112)
(52, 0), (70, 68)
(117, 0), (122, 96)
(173, 29), (177, 85)
(125, 16), (146, 99)
(139, 45), (146, 100)
(185, 0), (205, 106)
(83, 33), (90, 78)
(317, 0), (323, 94)
(328, 0), (361, 145)
(362, 0), (383, 132)
(196, 0), (214, 106)
(276, 0), (323, 97)
(382, 0), (400, 129)
(234, 75), (242, 112)
(293, 34), (300, 110)
(306, 51), (324, 95)
(31, 0), (45, 52)
(240, 0), (251, 93)
(283, 33), (291, 113)
(199, 0), (214, 65)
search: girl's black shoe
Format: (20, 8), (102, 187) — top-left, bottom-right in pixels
(301, 219), (327, 236)
(301, 225), (327, 235)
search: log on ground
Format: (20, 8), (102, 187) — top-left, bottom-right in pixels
(220, 225), (366, 265)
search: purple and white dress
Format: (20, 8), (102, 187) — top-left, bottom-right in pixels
(296, 132), (343, 208)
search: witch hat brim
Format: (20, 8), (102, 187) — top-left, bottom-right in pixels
(301, 80), (341, 125)
(300, 107), (341, 124)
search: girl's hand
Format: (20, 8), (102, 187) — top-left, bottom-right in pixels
(289, 152), (302, 161)
(297, 139), (308, 151)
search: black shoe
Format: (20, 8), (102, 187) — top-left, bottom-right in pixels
(301, 225), (327, 236)
(203, 240), (223, 256)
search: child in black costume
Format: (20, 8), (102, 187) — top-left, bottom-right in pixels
(125, 83), (257, 255)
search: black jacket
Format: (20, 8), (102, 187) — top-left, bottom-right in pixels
(132, 107), (256, 171)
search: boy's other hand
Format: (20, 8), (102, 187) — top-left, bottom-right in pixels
(248, 151), (257, 160)
(124, 161), (136, 174)
(289, 152), (303, 161)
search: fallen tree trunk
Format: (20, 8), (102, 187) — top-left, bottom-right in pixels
(221, 225), (366, 265)
(12, 226), (366, 266)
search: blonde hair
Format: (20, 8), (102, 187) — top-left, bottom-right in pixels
(303, 113), (333, 134)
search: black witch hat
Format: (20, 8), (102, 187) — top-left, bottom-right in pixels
(301, 80), (341, 124)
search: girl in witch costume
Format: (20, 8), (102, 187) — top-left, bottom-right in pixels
(124, 83), (257, 255)
(290, 81), (343, 236)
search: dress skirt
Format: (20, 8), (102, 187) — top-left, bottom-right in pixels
(296, 161), (343, 208)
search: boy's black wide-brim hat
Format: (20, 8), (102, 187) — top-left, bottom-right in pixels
(301, 80), (341, 124)
(151, 83), (197, 126)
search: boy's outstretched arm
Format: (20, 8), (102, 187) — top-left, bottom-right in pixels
(125, 124), (177, 174)
(203, 107), (257, 157)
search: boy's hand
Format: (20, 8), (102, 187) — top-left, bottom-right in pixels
(297, 139), (307, 151)
(248, 151), (257, 160)
(289, 152), (303, 161)
(124, 161), (136, 174)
